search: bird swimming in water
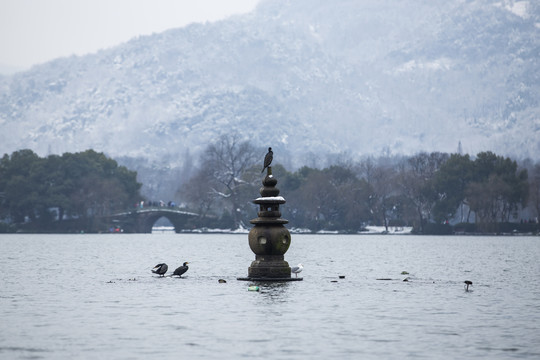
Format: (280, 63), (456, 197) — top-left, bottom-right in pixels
(261, 147), (273, 173)
(464, 280), (473, 291)
(151, 263), (168, 277)
(173, 262), (189, 277)
(291, 263), (303, 278)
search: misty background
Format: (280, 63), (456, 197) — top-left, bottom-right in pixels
(1, 0), (539, 202)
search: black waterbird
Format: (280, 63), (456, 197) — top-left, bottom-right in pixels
(152, 263), (168, 277)
(261, 147), (273, 173)
(173, 262), (189, 277)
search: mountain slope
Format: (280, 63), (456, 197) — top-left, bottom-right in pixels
(1, 0), (539, 173)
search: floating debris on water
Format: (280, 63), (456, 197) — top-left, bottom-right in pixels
(401, 271), (409, 275)
(218, 279), (227, 283)
(248, 285), (260, 291)
(339, 275), (345, 279)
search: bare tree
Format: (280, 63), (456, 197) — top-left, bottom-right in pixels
(370, 165), (398, 232)
(178, 165), (216, 223)
(398, 152), (449, 232)
(357, 156), (399, 231)
(200, 134), (260, 228)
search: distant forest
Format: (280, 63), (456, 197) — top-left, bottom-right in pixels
(177, 135), (539, 235)
(1, 136), (540, 234)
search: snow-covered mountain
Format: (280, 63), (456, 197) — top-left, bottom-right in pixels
(1, 0), (539, 172)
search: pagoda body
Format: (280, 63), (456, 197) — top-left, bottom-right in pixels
(238, 167), (301, 281)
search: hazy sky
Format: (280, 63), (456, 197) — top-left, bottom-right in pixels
(0, 0), (260, 73)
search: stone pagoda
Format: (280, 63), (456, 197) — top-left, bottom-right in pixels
(238, 165), (301, 281)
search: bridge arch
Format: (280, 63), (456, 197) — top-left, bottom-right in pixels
(139, 212), (189, 233)
(150, 216), (175, 232)
(110, 208), (198, 233)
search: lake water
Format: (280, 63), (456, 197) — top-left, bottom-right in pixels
(1, 233), (539, 359)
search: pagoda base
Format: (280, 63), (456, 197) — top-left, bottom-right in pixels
(237, 255), (303, 281)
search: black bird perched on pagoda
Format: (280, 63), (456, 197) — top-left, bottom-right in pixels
(151, 263), (168, 277)
(173, 262), (189, 277)
(261, 147), (273, 173)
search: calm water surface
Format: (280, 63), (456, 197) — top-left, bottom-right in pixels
(1, 234), (539, 359)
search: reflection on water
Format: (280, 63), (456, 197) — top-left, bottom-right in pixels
(0, 234), (539, 359)
(253, 282), (293, 303)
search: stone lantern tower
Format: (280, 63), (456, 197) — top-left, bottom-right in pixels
(238, 166), (301, 281)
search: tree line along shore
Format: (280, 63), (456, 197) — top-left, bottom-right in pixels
(1, 136), (539, 234)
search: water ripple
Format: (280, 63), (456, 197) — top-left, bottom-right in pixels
(1, 234), (539, 359)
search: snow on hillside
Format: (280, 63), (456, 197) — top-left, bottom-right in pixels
(0, 0), (539, 200)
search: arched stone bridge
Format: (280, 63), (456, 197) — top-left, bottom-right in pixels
(109, 207), (198, 233)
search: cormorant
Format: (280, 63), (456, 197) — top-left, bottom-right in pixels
(261, 147), (273, 173)
(173, 262), (189, 277)
(291, 263), (303, 278)
(151, 263), (168, 277)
